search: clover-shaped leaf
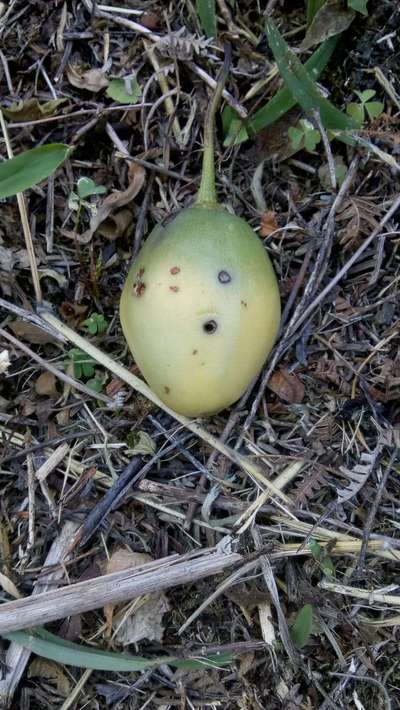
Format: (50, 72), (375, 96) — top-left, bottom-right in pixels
(77, 177), (107, 199)
(347, 89), (383, 125)
(288, 119), (321, 153)
(82, 313), (108, 335)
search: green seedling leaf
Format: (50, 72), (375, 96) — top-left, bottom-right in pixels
(67, 348), (96, 379)
(303, 127), (321, 151)
(290, 604), (313, 649)
(77, 177), (107, 199)
(309, 538), (335, 577)
(365, 101), (384, 119)
(348, 0), (368, 16)
(106, 77), (141, 104)
(346, 102), (364, 126)
(86, 376), (104, 394)
(356, 89), (376, 103)
(82, 312), (108, 335)
(0, 143), (71, 199)
(265, 20), (357, 132)
(288, 120), (321, 152)
(196, 0), (217, 38)
(3, 628), (233, 672)
(224, 36), (338, 146)
(288, 126), (304, 150)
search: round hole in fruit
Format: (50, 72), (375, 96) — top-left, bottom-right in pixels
(203, 319), (218, 334)
(218, 270), (231, 284)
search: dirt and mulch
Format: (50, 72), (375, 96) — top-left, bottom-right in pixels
(0, 0), (399, 708)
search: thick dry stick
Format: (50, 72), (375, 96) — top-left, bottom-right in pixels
(0, 521), (78, 708)
(0, 549), (243, 634)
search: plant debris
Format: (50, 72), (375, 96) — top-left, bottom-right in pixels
(0, 1), (399, 708)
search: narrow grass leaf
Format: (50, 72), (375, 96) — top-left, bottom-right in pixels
(196, 0), (217, 38)
(224, 36), (338, 146)
(0, 143), (71, 199)
(3, 628), (233, 672)
(265, 20), (357, 131)
(290, 604), (313, 649)
(306, 0), (327, 26)
(348, 0), (369, 16)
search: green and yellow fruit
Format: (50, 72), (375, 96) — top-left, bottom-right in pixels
(120, 55), (280, 417)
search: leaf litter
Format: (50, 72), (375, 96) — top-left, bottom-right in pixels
(0, 1), (399, 708)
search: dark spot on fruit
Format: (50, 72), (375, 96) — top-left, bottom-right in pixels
(192, 349), (198, 355)
(138, 267), (145, 277)
(170, 266), (180, 275)
(169, 285), (179, 292)
(133, 280), (146, 297)
(241, 300), (248, 308)
(218, 270), (231, 284)
(164, 386), (170, 394)
(203, 320), (217, 334)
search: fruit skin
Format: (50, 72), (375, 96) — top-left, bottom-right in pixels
(120, 206), (280, 417)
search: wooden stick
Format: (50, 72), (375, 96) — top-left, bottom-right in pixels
(0, 521), (78, 708)
(0, 548), (243, 634)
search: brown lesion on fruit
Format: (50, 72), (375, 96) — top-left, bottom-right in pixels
(192, 349), (198, 355)
(169, 285), (179, 293)
(138, 267), (145, 277)
(241, 300), (248, 308)
(133, 280), (146, 297)
(164, 386), (170, 394)
(170, 266), (180, 275)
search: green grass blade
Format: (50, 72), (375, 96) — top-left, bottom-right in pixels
(223, 36), (338, 146)
(0, 143), (71, 198)
(290, 604), (313, 649)
(306, 0), (327, 26)
(265, 19), (357, 131)
(3, 628), (233, 672)
(196, 0), (217, 38)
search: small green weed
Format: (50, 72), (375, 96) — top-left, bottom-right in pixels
(81, 313), (108, 336)
(288, 119), (321, 152)
(346, 89), (384, 126)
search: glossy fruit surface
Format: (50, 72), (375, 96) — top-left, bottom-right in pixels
(120, 205), (280, 416)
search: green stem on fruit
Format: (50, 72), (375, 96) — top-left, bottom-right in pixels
(195, 45), (231, 207)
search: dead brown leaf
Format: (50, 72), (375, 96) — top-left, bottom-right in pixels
(259, 210), (279, 237)
(268, 368), (305, 403)
(0, 570), (21, 598)
(9, 320), (57, 345)
(301, 0), (355, 51)
(79, 163), (145, 243)
(2, 98), (67, 122)
(96, 207), (133, 241)
(35, 372), (59, 398)
(67, 65), (108, 92)
(0, 245), (30, 272)
(28, 658), (71, 696)
(104, 548), (169, 644)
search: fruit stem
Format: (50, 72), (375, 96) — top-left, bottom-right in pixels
(195, 45), (231, 207)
